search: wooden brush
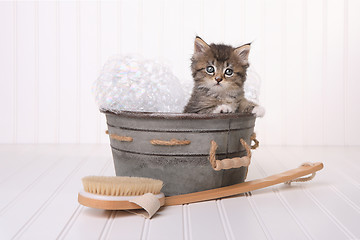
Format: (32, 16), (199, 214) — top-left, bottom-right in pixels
(78, 162), (323, 210)
(78, 176), (165, 210)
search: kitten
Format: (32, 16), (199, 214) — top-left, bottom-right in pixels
(183, 36), (264, 117)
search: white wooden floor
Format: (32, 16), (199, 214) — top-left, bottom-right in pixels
(0, 144), (359, 240)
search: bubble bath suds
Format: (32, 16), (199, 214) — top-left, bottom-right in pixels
(93, 55), (260, 113)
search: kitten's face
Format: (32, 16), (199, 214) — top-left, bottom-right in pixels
(191, 37), (250, 97)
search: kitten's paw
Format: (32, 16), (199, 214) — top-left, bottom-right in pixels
(252, 106), (265, 118)
(213, 104), (235, 113)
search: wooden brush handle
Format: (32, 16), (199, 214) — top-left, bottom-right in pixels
(165, 162), (323, 206)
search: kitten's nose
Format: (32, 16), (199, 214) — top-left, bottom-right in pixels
(215, 77), (222, 83)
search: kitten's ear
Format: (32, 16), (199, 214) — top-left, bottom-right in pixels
(234, 43), (251, 63)
(194, 36), (210, 54)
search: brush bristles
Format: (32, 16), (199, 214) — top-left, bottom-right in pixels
(82, 176), (163, 196)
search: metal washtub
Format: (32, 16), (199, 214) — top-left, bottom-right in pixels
(104, 111), (256, 196)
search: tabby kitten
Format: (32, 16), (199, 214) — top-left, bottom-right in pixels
(183, 36), (264, 117)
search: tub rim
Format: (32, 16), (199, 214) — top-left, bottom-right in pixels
(101, 110), (256, 120)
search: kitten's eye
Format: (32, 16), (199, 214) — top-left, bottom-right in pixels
(225, 68), (233, 76)
(206, 66), (215, 74)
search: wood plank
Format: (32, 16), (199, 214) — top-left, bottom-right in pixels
(0, 145), (95, 183)
(13, 146), (112, 239)
(101, 211), (145, 240)
(0, 145), (36, 183)
(0, 145), (78, 212)
(248, 190), (312, 240)
(79, 1), (100, 143)
(244, 0), (266, 142)
(182, 0), (203, 93)
(263, 146), (357, 239)
(0, 145), (107, 239)
(245, 148), (312, 239)
(221, 196), (268, 240)
(285, 146), (360, 207)
(58, 1), (78, 143)
(187, 201), (226, 240)
(147, 205), (184, 240)
(323, 0), (345, 145)
(346, 0), (360, 145)
(99, 1), (117, 144)
(0, 1), (15, 143)
(303, 0), (324, 145)
(163, 0), (186, 91)
(16, 1), (36, 143)
(59, 157), (119, 239)
(278, 187), (351, 239)
(224, 0), (245, 44)
(263, 0), (284, 145)
(285, 146), (360, 185)
(284, 1), (304, 145)
(37, 1), (58, 143)
(142, 0), (163, 60)
(203, 0), (225, 44)
(306, 186), (360, 238)
(119, 0), (139, 55)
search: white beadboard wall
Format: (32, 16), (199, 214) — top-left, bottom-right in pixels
(0, 0), (360, 145)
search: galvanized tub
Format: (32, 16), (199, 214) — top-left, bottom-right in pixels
(104, 111), (256, 196)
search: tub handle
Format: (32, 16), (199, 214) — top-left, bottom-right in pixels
(150, 139), (191, 146)
(250, 133), (259, 150)
(209, 139), (251, 171)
